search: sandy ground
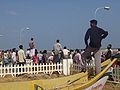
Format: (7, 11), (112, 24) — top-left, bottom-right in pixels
(103, 82), (120, 90)
(0, 74), (120, 90)
(0, 73), (64, 83)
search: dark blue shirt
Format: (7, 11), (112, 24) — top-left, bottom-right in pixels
(85, 27), (108, 48)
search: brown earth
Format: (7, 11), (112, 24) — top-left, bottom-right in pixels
(0, 74), (120, 90)
(0, 73), (64, 83)
(103, 82), (120, 90)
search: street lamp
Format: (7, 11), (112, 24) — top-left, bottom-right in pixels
(19, 27), (30, 45)
(94, 6), (110, 19)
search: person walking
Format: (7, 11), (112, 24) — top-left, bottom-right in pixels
(82, 19), (108, 75)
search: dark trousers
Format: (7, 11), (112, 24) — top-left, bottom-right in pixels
(54, 54), (61, 63)
(81, 46), (101, 75)
(82, 46), (99, 64)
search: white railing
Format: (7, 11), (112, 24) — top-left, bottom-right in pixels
(72, 63), (82, 72)
(70, 60), (95, 74)
(0, 59), (96, 78)
(112, 65), (120, 82)
(107, 65), (120, 88)
(0, 63), (63, 77)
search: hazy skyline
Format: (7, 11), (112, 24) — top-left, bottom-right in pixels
(0, 0), (120, 50)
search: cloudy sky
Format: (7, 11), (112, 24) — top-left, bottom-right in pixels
(0, 0), (120, 50)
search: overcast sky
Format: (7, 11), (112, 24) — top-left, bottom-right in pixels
(0, 0), (120, 50)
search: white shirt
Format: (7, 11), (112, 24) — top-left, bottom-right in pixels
(12, 52), (16, 62)
(63, 49), (70, 56)
(73, 53), (84, 65)
(53, 43), (62, 54)
(29, 48), (35, 57)
(18, 49), (26, 62)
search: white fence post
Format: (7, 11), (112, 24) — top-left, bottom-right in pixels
(111, 65), (120, 82)
(0, 65), (2, 77)
(0, 59), (96, 78)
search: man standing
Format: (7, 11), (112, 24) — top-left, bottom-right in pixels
(62, 46), (70, 59)
(53, 39), (62, 63)
(18, 45), (26, 66)
(29, 37), (35, 49)
(82, 19), (108, 75)
(29, 37), (35, 58)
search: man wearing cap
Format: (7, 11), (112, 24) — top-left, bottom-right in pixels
(82, 19), (108, 75)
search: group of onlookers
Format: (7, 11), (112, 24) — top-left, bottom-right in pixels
(1, 19), (120, 78)
(0, 38), (84, 66)
(0, 38), (120, 70)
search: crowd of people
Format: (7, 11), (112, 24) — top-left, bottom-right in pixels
(0, 19), (120, 75)
(0, 38), (119, 67)
(0, 38), (85, 67)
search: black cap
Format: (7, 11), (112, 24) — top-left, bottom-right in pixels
(90, 19), (97, 25)
(19, 45), (23, 49)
